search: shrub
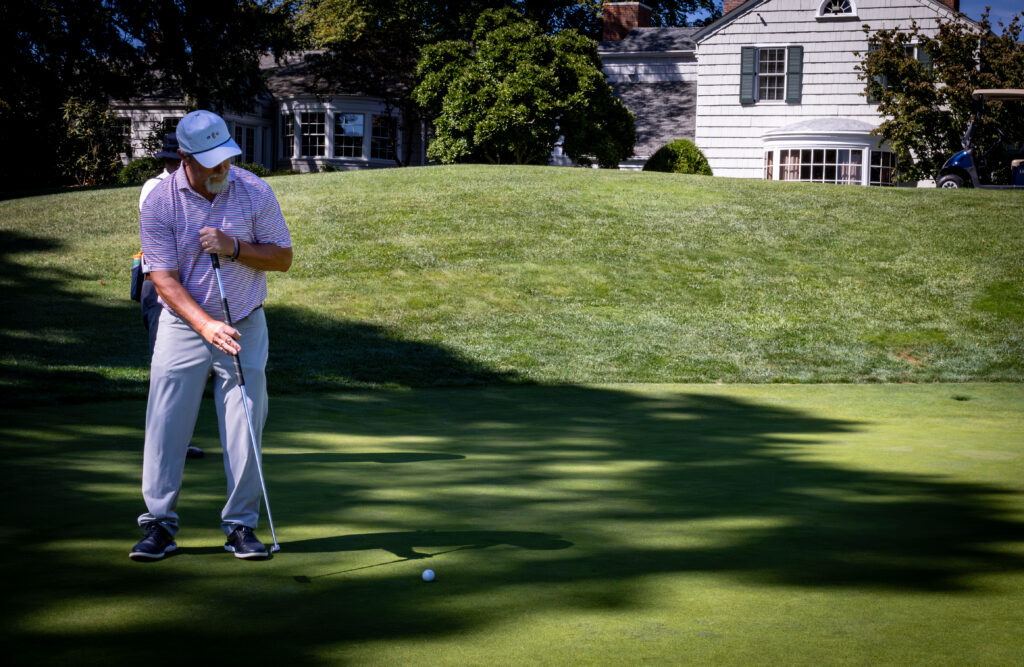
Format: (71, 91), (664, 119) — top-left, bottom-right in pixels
(60, 99), (129, 185)
(319, 163), (340, 173)
(236, 161), (270, 177)
(269, 169), (300, 177)
(643, 139), (713, 176)
(117, 157), (163, 185)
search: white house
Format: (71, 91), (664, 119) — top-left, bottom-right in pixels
(112, 94), (275, 170)
(599, 0), (969, 185)
(112, 52), (427, 172)
(263, 52), (427, 172)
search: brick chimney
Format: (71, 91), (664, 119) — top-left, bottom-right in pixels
(723, 0), (745, 15)
(937, 0), (960, 11)
(602, 2), (652, 42)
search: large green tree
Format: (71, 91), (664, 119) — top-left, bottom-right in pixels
(297, 1), (719, 45)
(857, 11), (1024, 183)
(294, 1), (715, 165)
(1, 0), (297, 188)
(413, 9), (635, 167)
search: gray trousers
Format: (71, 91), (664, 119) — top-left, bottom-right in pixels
(140, 279), (161, 357)
(138, 307), (269, 537)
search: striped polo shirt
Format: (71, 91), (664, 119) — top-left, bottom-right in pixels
(140, 165), (292, 323)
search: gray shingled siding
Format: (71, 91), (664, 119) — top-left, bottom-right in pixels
(598, 27), (698, 53)
(611, 81), (696, 159)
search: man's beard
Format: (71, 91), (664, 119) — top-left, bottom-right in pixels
(206, 172), (230, 194)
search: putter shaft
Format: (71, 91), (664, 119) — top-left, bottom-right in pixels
(210, 252), (280, 552)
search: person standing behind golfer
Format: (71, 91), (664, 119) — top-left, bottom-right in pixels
(137, 132), (204, 460)
(130, 110), (292, 561)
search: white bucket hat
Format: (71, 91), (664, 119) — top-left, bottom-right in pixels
(176, 110), (242, 168)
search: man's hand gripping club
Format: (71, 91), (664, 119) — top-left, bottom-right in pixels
(201, 319), (241, 355)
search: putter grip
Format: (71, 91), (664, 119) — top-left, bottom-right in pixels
(209, 252), (246, 387)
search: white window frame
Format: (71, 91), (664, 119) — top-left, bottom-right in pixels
(370, 114), (398, 161)
(280, 113), (295, 159)
(817, 0), (857, 20)
(334, 113), (365, 158)
(233, 123), (258, 164)
(756, 46), (788, 103)
(769, 147), (865, 185)
(299, 111), (327, 158)
(869, 150), (897, 186)
(762, 146), (898, 187)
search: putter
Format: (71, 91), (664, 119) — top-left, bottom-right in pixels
(210, 251), (281, 553)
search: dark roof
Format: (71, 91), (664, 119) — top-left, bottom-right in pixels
(260, 50), (376, 98)
(261, 51), (327, 97)
(598, 27), (699, 54)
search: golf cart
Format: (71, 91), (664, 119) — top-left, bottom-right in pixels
(936, 89), (1024, 189)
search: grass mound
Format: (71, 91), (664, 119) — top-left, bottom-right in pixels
(2, 164), (1022, 403)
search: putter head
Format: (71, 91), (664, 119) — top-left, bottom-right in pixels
(271, 544), (281, 553)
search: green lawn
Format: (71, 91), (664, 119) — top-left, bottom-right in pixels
(1, 384), (1022, 664)
(1, 166), (1023, 663)
(2, 166), (1023, 406)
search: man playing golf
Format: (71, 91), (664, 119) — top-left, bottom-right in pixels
(130, 110), (292, 561)
(137, 132), (204, 460)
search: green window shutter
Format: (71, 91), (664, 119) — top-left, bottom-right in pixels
(740, 46), (756, 104)
(785, 45), (803, 103)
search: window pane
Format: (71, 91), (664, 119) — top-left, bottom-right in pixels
(300, 112), (326, 157)
(757, 48), (786, 101)
(869, 150), (895, 186)
(281, 114), (295, 159)
(371, 115), (396, 160)
(334, 113), (364, 158)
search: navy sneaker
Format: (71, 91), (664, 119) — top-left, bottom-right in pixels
(129, 523), (177, 561)
(186, 445), (205, 459)
(224, 525), (269, 559)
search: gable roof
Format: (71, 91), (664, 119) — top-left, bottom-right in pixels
(691, 0), (765, 42)
(598, 27), (699, 55)
(691, 0), (976, 43)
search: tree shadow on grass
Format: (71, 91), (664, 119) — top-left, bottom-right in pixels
(0, 229), (514, 407)
(3, 380), (1024, 663)
(3, 233), (1024, 662)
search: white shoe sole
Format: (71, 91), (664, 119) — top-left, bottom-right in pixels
(224, 544), (269, 559)
(129, 543), (177, 561)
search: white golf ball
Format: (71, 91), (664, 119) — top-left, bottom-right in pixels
(422, 569), (435, 582)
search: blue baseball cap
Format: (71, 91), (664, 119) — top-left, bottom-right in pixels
(176, 110), (242, 168)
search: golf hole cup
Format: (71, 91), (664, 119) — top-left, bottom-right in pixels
(422, 569), (435, 582)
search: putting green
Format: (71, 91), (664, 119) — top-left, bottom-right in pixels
(2, 384), (1022, 665)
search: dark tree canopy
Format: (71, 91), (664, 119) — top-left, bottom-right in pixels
(857, 10), (1024, 182)
(1, 0), (297, 188)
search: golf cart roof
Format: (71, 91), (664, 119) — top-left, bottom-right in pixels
(972, 89), (1024, 102)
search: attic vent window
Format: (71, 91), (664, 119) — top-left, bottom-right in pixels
(818, 0), (856, 18)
